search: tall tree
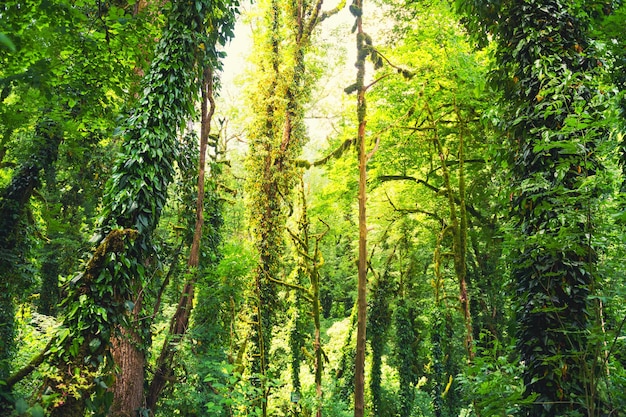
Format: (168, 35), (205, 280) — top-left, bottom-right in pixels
(457, 0), (609, 414)
(114, 0), (237, 411)
(25, 1), (230, 414)
(349, 0), (369, 412)
(0, 0), (153, 392)
(244, 0), (342, 414)
(146, 64), (223, 412)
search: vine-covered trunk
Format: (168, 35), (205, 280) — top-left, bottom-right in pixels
(246, 1), (283, 412)
(312, 271), (323, 417)
(504, 4), (603, 415)
(246, 0), (339, 413)
(0, 118), (62, 390)
(288, 181), (329, 417)
(310, 216), (326, 417)
(43, 1), (212, 414)
(427, 100), (473, 360)
(394, 298), (415, 417)
(456, 0), (607, 415)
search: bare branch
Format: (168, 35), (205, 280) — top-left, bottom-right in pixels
(378, 175), (487, 223)
(267, 276), (312, 300)
(366, 136), (380, 161)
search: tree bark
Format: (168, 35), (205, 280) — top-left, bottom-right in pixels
(354, 1), (367, 414)
(109, 303), (146, 417)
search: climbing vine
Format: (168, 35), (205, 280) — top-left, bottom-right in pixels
(24, 1), (240, 415)
(456, 0), (610, 414)
(244, 0), (342, 414)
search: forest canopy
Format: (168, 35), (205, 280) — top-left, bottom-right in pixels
(1, 0), (625, 416)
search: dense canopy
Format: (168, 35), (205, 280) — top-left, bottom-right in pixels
(1, 0), (625, 416)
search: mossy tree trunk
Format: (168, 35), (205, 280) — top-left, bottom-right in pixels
(245, 0), (342, 414)
(457, 0), (608, 414)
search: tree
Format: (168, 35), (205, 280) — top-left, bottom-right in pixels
(244, 0), (342, 414)
(350, 0), (369, 409)
(457, 0), (610, 414)
(287, 182), (330, 417)
(21, 1), (234, 414)
(0, 0), (155, 400)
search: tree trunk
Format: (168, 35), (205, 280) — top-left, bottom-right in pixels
(456, 0), (606, 414)
(354, 2), (368, 413)
(311, 226), (325, 417)
(109, 303), (146, 417)
(427, 100), (473, 360)
(0, 118), (62, 403)
(45, 1), (211, 414)
(145, 66), (214, 412)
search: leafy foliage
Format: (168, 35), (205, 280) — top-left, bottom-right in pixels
(2, 0), (626, 416)
(29, 1), (238, 414)
(456, 0), (614, 415)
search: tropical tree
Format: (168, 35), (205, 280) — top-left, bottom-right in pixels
(243, 0), (343, 414)
(0, 0), (157, 398)
(457, 0), (611, 414)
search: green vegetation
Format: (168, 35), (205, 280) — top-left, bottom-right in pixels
(1, 0), (625, 416)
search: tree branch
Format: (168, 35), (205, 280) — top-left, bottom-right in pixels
(366, 136), (380, 161)
(5, 338), (54, 389)
(267, 276), (312, 300)
(378, 175), (487, 223)
(384, 190), (443, 222)
(296, 138), (355, 168)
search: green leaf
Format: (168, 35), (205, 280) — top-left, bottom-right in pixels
(15, 398), (28, 414)
(0, 33), (16, 52)
(30, 404), (45, 417)
(97, 378), (108, 389)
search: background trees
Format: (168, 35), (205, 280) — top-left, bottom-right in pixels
(1, 0), (625, 416)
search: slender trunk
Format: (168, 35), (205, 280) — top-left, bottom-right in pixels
(395, 298), (415, 417)
(312, 242), (323, 417)
(289, 183), (328, 417)
(145, 67), (214, 412)
(455, 103), (472, 360)
(354, 2), (367, 413)
(426, 101), (473, 360)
